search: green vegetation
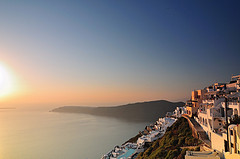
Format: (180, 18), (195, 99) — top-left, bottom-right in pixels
(136, 117), (200, 159)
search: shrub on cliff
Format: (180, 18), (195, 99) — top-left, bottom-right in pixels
(136, 117), (200, 159)
(165, 149), (179, 159)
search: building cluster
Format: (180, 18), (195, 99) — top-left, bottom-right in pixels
(137, 117), (177, 146)
(101, 107), (186, 159)
(185, 74), (240, 159)
(101, 74), (240, 159)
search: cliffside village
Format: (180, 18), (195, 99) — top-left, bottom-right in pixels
(184, 74), (240, 159)
(101, 112), (182, 159)
(102, 74), (240, 159)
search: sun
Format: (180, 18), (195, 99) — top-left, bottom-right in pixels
(0, 64), (14, 97)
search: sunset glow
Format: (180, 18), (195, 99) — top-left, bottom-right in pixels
(0, 1), (239, 109)
(0, 63), (14, 97)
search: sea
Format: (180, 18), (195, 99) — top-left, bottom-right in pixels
(0, 108), (150, 159)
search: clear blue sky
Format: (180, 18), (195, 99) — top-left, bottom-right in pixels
(0, 1), (240, 107)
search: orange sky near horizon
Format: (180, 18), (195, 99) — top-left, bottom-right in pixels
(0, 48), (191, 109)
(0, 60), (188, 109)
(0, 70), (187, 109)
(3, 1), (239, 109)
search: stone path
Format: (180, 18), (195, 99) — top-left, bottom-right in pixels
(183, 115), (211, 147)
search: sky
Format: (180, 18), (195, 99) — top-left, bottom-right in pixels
(0, 0), (240, 108)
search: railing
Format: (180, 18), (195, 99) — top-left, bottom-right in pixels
(229, 102), (238, 105)
(203, 99), (214, 103)
(182, 115), (198, 139)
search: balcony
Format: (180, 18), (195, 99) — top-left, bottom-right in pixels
(229, 101), (239, 105)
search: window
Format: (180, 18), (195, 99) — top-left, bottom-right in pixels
(231, 143), (234, 148)
(234, 109), (238, 116)
(219, 123), (222, 126)
(225, 140), (229, 152)
(230, 130), (233, 136)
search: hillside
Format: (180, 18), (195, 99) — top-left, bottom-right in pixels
(136, 117), (201, 159)
(51, 100), (185, 122)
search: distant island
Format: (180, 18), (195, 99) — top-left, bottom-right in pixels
(51, 100), (185, 122)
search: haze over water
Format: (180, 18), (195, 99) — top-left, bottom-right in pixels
(0, 109), (149, 159)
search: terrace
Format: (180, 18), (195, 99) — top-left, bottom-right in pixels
(185, 151), (220, 159)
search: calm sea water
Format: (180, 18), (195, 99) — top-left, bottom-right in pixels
(0, 109), (149, 159)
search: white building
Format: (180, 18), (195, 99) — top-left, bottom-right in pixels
(195, 75), (240, 153)
(172, 107), (187, 118)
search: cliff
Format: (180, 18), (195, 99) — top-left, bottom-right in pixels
(136, 117), (201, 159)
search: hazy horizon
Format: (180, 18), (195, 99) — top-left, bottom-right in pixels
(0, 1), (240, 109)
